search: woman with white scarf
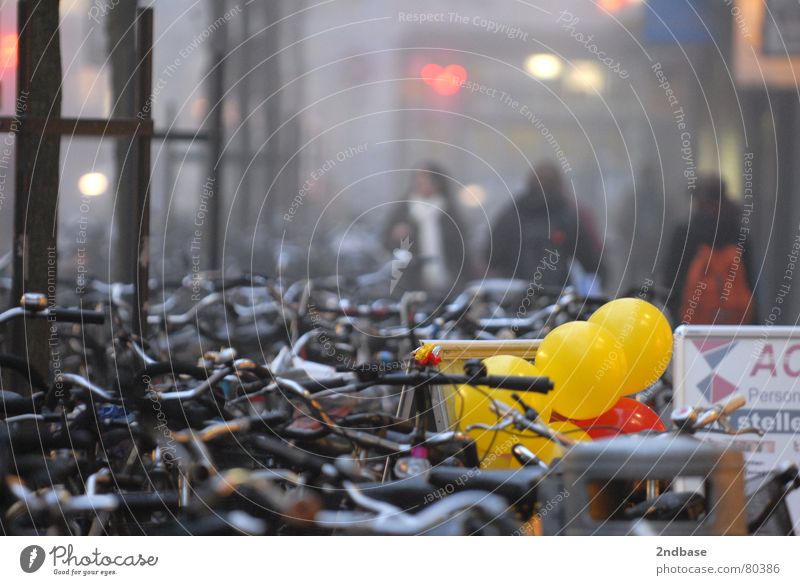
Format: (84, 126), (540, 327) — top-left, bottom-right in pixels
(383, 163), (471, 298)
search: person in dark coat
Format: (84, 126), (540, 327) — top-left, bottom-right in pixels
(383, 163), (471, 296)
(485, 162), (603, 291)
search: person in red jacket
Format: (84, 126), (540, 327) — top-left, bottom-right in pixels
(664, 174), (756, 324)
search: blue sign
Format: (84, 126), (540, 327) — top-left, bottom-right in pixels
(644, 0), (720, 45)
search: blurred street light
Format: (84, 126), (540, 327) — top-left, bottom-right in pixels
(565, 61), (605, 94)
(459, 183), (487, 208)
(524, 53), (563, 80)
(78, 172), (108, 197)
(597, 0), (642, 13)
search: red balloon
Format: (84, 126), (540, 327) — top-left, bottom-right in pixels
(553, 397), (666, 439)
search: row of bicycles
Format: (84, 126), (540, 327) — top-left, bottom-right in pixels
(0, 271), (798, 535)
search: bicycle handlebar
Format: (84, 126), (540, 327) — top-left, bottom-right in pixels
(49, 307), (106, 324)
(377, 372), (553, 393)
(0, 305), (106, 325)
(313, 484), (515, 535)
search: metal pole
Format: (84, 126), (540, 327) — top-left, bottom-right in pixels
(11, 0), (31, 308)
(132, 8), (153, 342)
(5, 0), (31, 392)
(207, 50), (224, 270)
(9, 0), (62, 392)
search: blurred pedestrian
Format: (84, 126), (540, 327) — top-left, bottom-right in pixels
(485, 161), (604, 293)
(383, 163), (471, 296)
(664, 174), (755, 324)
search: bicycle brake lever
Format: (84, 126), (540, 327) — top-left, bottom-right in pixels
(697, 412), (763, 437)
(488, 399), (516, 417)
(465, 419), (513, 432)
(694, 394), (747, 429)
(511, 444), (549, 470)
(511, 392), (540, 422)
(671, 406), (698, 431)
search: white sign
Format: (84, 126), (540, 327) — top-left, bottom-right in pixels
(674, 325), (800, 533)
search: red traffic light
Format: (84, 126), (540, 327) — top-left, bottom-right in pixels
(421, 63), (467, 96)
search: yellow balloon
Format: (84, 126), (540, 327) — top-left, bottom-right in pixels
(588, 298), (673, 394)
(455, 355), (556, 469)
(535, 321), (628, 420)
